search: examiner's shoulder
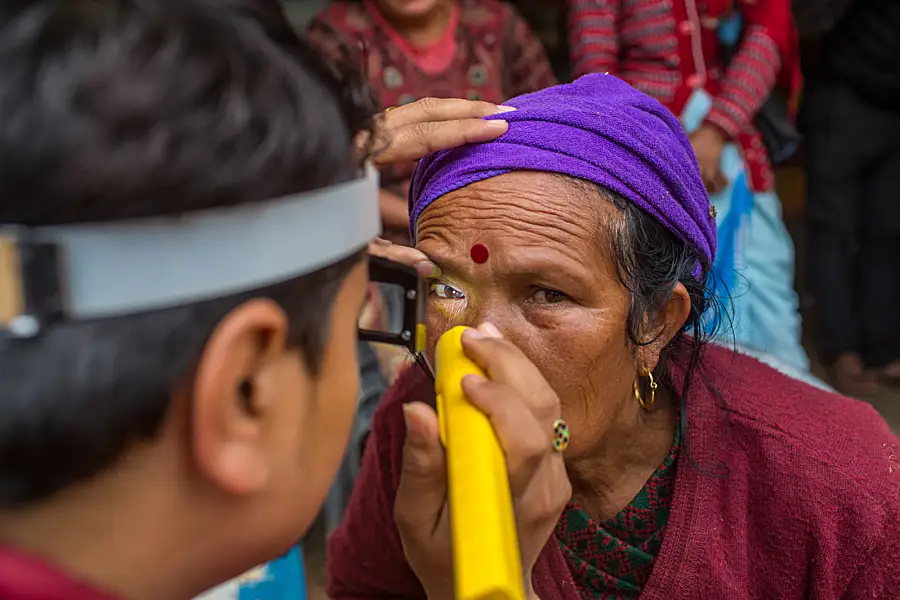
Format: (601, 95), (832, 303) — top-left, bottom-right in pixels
(368, 365), (437, 449)
(379, 364), (436, 410)
(701, 343), (899, 497)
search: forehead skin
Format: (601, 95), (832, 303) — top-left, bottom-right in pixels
(415, 171), (638, 459)
(416, 172), (622, 302)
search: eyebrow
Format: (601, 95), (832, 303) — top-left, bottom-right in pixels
(505, 266), (591, 292)
(425, 250), (592, 290)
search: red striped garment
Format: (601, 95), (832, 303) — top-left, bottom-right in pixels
(568, 0), (801, 191)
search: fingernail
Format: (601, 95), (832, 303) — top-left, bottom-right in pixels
(485, 120), (509, 129)
(402, 404), (418, 436)
(478, 322), (502, 339)
(463, 327), (483, 340)
(494, 105), (517, 113)
(414, 260), (441, 279)
(462, 374), (487, 388)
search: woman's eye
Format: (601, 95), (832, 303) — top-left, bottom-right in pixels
(429, 282), (466, 300)
(532, 288), (569, 304)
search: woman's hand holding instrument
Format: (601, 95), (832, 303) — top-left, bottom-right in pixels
(393, 323), (572, 600)
(434, 325), (522, 600)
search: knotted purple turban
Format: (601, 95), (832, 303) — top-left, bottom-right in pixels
(408, 74), (716, 269)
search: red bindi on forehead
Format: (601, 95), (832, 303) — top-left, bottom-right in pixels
(470, 243), (489, 264)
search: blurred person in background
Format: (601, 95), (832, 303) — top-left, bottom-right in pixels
(568, 0), (809, 372)
(803, 0), (900, 396)
(308, 0), (556, 246)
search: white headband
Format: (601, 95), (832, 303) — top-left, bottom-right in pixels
(0, 165), (380, 336)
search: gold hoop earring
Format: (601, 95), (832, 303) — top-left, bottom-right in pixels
(633, 369), (657, 409)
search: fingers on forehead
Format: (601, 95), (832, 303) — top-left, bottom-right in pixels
(458, 118), (509, 144)
(412, 119), (505, 155)
(416, 98), (501, 120)
(384, 246), (428, 265)
(394, 98), (499, 127)
(378, 128), (432, 164)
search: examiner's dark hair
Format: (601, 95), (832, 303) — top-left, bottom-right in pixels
(0, 0), (377, 506)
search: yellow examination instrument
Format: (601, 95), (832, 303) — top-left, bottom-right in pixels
(434, 326), (524, 600)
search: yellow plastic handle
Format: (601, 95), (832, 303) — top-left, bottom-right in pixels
(434, 326), (524, 600)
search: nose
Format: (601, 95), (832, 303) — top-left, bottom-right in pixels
(468, 298), (515, 337)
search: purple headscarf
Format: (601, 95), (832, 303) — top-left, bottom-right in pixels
(408, 74), (716, 269)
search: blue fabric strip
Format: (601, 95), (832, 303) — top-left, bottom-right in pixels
(235, 546), (307, 600)
(708, 171), (753, 333)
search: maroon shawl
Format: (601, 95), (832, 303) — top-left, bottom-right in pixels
(327, 344), (900, 599)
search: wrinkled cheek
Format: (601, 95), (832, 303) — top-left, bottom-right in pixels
(554, 339), (636, 451)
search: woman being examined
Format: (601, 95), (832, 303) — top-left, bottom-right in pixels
(307, 0), (556, 245)
(328, 75), (900, 599)
(567, 0), (808, 374)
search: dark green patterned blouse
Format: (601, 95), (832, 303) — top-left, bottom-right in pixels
(555, 420), (681, 599)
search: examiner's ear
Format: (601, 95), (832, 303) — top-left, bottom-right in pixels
(188, 298), (310, 495)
